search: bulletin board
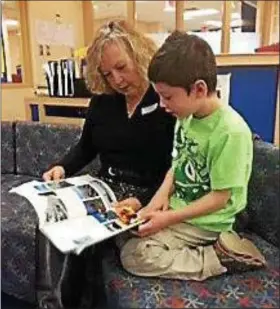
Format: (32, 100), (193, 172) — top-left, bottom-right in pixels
(217, 66), (279, 143)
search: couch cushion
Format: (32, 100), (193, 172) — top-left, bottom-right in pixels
(1, 174), (39, 303)
(102, 234), (279, 308)
(15, 121), (100, 178)
(247, 140), (280, 246)
(1, 121), (15, 174)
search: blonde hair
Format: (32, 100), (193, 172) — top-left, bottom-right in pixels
(86, 20), (158, 94)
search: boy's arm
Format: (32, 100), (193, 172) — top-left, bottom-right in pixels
(113, 169), (174, 215)
(167, 189), (230, 224)
(138, 189), (230, 237)
(154, 168), (175, 198)
(140, 169), (174, 214)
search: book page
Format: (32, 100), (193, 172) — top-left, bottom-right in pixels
(42, 209), (144, 254)
(42, 216), (112, 254)
(9, 174), (144, 254)
(10, 179), (88, 227)
(10, 180), (50, 227)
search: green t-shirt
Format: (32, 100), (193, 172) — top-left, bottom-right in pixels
(170, 105), (253, 232)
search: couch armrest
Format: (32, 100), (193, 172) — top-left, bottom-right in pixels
(1, 121), (16, 174)
(247, 140), (279, 247)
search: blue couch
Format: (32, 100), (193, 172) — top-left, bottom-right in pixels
(1, 121), (99, 304)
(1, 121), (279, 308)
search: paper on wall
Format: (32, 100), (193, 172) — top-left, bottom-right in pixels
(217, 73), (231, 105)
(35, 19), (75, 47)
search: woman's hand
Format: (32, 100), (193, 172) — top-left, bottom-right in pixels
(42, 166), (65, 182)
(113, 197), (142, 217)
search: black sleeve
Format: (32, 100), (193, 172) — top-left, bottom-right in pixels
(136, 185), (158, 207)
(57, 97), (98, 177)
(137, 192), (153, 207)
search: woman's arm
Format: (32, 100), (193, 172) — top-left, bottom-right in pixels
(57, 98), (99, 177)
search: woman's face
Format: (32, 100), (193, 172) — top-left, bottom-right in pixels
(99, 41), (143, 96)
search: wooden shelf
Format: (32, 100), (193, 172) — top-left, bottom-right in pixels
(24, 96), (90, 125)
(216, 53), (279, 67)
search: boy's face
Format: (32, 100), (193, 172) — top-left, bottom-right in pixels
(153, 82), (204, 119)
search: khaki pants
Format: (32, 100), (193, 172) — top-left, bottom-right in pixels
(119, 223), (227, 281)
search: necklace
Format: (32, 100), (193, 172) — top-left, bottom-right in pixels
(126, 83), (149, 118)
(127, 104), (138, 118)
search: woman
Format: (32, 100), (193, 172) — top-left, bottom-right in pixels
(38, 20), (175, 309)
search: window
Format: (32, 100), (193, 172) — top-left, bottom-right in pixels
(93, 1), (127, 30)
(135, 0), (175, 46)
(184, 1), (223, 54)
(271, 0), (279, 44)
(1, 0), (32, 86)
(2, 0), (23, 83)
(229, 0), (260, 54)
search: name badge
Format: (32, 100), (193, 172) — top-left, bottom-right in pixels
(141, 103), (158, 115)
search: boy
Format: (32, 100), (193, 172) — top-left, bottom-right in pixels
(119, 32), (265, 281)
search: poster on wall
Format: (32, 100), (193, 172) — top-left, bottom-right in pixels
(35, 20), (75, 47)
(217, 73), (231, 105)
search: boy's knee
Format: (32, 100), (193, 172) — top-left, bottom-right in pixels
(120, 237), (173, 276)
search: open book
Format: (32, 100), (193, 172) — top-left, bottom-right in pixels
(10, 174), (143, 254)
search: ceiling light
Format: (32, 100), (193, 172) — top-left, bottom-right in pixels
(231, 12), (241, 19)
(204, 20), (222, 28)
(164, 1), (175, 12)
(204, 19), (244, 28)
(184, 8), (219, 20)
(4, 19), (19, 26)
(164, 6), (175, 12)
(231, 19), (243, 27)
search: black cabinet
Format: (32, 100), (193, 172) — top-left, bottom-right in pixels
(44, 105), (88, 118)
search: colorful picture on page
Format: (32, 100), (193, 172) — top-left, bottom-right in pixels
(74, 184), (98, 200)
(84, 198), (116, 223)
(116, 206), (138, 225)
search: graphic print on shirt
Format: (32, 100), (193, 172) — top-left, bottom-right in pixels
(172, 123), (210, 203)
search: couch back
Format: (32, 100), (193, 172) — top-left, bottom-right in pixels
(1, 121), (279, 245)
(1, 121), (100, 178)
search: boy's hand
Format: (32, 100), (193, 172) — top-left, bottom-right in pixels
(113, 197), (142, 218)
(139, 193), (169, 217)
(138, 211), (173, 237)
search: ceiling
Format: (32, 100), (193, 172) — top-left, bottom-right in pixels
(0, 1), (257, 32)
(92, 0), (247, 31)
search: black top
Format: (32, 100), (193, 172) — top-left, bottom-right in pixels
(59, 85), (175, 199)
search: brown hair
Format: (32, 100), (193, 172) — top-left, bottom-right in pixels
(148, 31), (217, 94)
(86, 20), (157, 94)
